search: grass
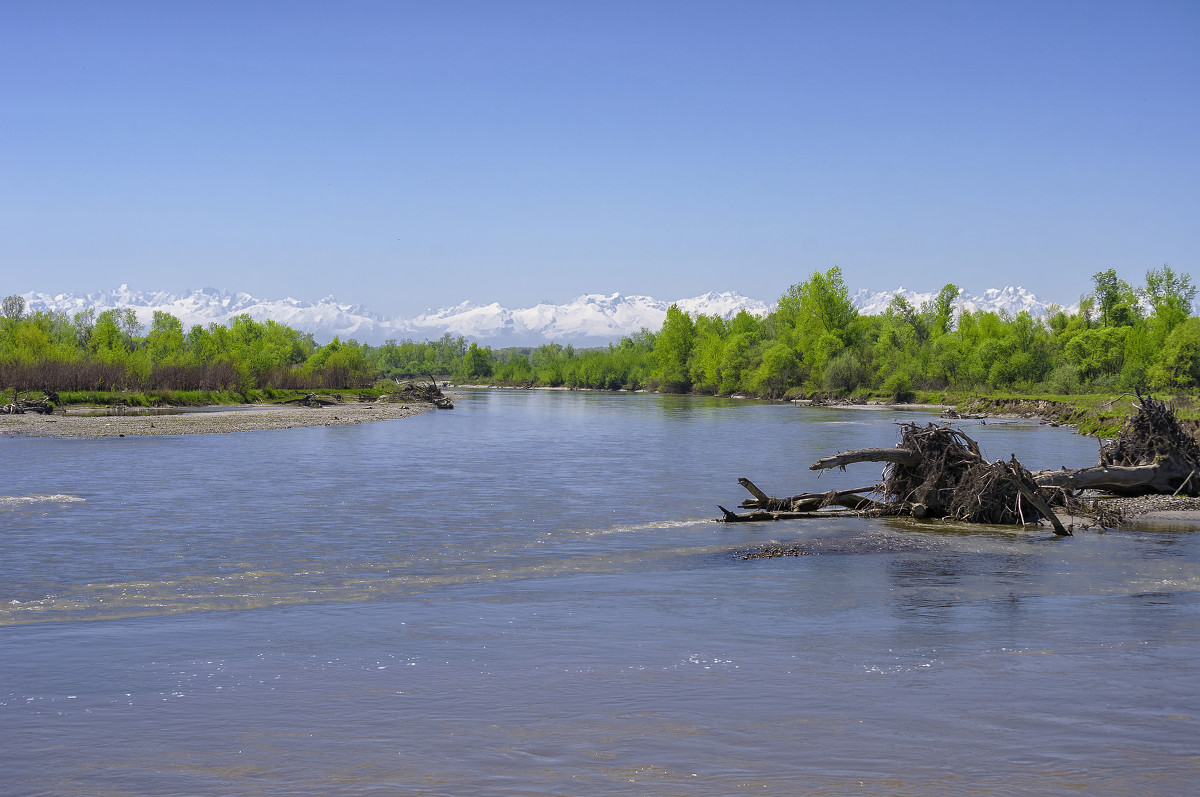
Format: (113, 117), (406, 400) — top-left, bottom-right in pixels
(905, 389), (1200, 438)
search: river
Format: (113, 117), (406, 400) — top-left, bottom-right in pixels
(2, 389), (1197, 795)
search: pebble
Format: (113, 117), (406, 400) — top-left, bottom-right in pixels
(0, 401), (440, 439)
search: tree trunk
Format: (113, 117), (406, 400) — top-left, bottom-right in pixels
(810, 448), (922, 471)
(1034, 462), (1198, 496)
(735, 478), (879, 512)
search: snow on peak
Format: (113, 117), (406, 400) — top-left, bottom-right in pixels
(18, 285), (1070, 346)
(851, 285), (1065, 317)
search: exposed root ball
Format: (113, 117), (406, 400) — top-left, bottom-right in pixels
(882, 423), (1053, 525)
(948, 457), (1048, 525)
(1103, 395), (1200, 473)
(882, 423), (981, 515)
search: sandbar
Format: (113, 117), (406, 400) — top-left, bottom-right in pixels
(0, 401), (438, 439)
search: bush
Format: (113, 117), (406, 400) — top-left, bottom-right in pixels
(882, 372), (915, 403)
(823, 352), (866, 394)
(1042, 364), (1081, 395)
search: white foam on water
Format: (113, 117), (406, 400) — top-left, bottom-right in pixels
(0, 494), (85, 507)
(573, 518), (716, 537)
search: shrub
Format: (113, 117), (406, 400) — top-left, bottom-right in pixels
(882, 372), (915, 403)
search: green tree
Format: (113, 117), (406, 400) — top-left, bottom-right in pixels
(1156, 317), (1200, 387)
(653, 304), (695, 392)
(1142, 264), (1195, 338)
(750, 341), (801, 399)
(926, 283), (960, 336)
(71, 309), (96, 348)
(493, 350), (534, 383)
(885, 294), (928, 345)
(774, 266), (858, 387)
(90, 311), (126, 357)
(118, 309), (143, 348)
(146, 311), (185, 363)
(459, 342), (494, 379)
(823, 350), (868, 394)
(1064, 326), (1128, 381)
(1090, 269), (1140, 328)
(687, 314), (727, 394)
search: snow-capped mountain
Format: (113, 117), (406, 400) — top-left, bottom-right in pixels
(18, 286), (770, 346)
(851, 286), (1072, 317)
(18, 285), (1069, 346)
(402, 291), (771, 343)
(21, 286), (397, 342)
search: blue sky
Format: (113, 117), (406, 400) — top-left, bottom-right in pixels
(3, 0), (1197, 317)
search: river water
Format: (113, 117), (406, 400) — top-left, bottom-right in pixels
(2, 390), (1197, 796)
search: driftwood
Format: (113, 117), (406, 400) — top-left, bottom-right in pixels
(281, 392), (339, 407)
(726, 422), (1070, 534)
(735, 478), (881, 511)
(1032, 395), (1200, 496)
(810, 448), (922, 471)
(998, 457), (1069, 535)
(1034, 463), (1188, 495)
(717, 505), (867, 523)
(723, 396), (1200, 534)
(382, 379), (454, 409)
(1, 399), (54, 415)
(875, 424), (1067, 532)
(716, 478), (884, 522)
(738, 478), (882, 512)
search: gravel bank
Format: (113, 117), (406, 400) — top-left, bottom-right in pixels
(0, 401), (439, 439)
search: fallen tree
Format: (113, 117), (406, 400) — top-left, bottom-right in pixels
(1031, 395), (1200, 497)
(721, 421), (1069, 533)
(1, 397), (55, 415)
(281, 392), (340, 408)
(716, 478), (883, 522)
(720, 396), (1200, 534)
(380, 378), (454, 409)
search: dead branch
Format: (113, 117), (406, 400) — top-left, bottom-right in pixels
(736, 478), (879, 511)
(728, 398), (1200, 535)
(1034, 463), (1198, 495)
(810, 448), (922, 471)
(717, 505), (872, 523)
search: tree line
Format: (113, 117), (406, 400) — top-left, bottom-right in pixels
(2, 264), (1197, 400)
(441, 265), (1200, 399)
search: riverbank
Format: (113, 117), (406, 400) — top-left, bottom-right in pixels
(0, 400), (438, 439)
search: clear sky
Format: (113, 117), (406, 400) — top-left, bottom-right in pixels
(3, 0), (1197, 316)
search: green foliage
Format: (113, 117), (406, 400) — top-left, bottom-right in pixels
(4, 265), (1199, 401)
(1089, 269), (1141, 328)
(1141, 264), (1197, 358)
(824, 351), (868, 394)
(750, 341), (800, 399)
(459, 342), (494, 380)
(1064, 326), (1128, 380)
(774, 266), (857, 385)
(1042, 364), (1082, 395)
(882, 371), (915, 403)
(653, 304), (695, 392)
(0, 309), (372, 393)
(927, 284), (960, 335)
(492, 350), (534, 384)
(1156, 317), (1200, 388)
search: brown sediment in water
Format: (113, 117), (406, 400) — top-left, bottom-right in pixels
(0, 400), (444, 439)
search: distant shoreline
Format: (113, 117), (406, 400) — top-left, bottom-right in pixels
(0, 401), (437, 439)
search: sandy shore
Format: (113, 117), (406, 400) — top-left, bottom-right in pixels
(0, 401), (439, 439)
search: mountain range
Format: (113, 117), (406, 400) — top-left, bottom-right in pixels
(19, 285), (1070, 346)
